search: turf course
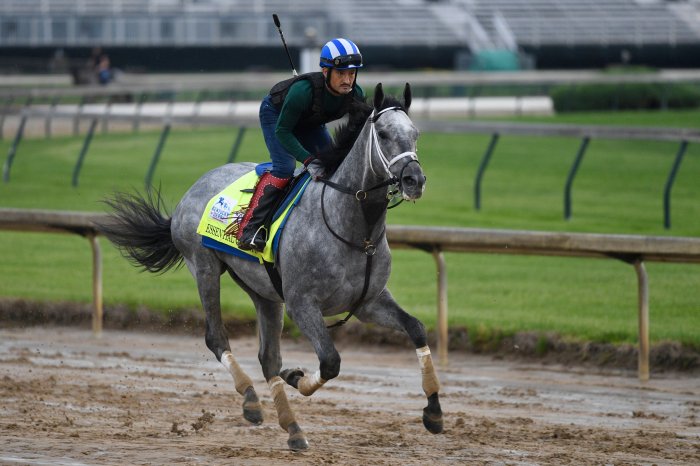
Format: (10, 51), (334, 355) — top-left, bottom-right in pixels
(1, 109), (699, 347)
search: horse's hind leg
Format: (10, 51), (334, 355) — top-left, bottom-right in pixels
(227, 270), (309, 451)
(256, 294), (309, 450)
(356, 288), (444, 434)
(187, 257), (263, 425)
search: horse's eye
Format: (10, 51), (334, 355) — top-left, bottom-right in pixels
(378, 130), (389, 139)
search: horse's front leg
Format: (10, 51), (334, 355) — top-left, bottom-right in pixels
(281, 301), (341, 397)
(267, 375), (309, 450)
(356, 288), (444, 434)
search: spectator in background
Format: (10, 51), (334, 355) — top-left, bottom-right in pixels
(96, 53), (112, 85)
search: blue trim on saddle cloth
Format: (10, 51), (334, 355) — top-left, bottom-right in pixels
(202, 235), (258, 261)
(199, 165), (312, 263)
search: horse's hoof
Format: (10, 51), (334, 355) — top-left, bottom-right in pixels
(422, 408), (444, 434)
(280, 368), (304, 389)
(242, 387), (263, 425)
(287, 422), (309, 451)
(423, 392), (444, 434)
(243, 403), (263, 425)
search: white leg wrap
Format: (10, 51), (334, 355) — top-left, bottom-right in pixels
(416, 346), (441, 397)
(221, 351), (254, 395)
(297, 370), (326, 396)
(268, 376), (296, 431)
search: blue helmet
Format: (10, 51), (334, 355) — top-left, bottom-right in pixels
(320, 38), (363, 69)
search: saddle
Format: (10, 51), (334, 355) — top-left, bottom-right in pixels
(196, 163), (311, 264)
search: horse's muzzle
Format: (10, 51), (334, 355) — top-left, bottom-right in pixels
(401, 173), (427, 200)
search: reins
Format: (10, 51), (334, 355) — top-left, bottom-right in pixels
(317, 106), (419, 328)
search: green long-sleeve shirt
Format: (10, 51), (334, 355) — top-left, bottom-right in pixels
(275, 79), (364, 162)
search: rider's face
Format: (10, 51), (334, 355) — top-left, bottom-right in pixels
(324, 68), (357, 95)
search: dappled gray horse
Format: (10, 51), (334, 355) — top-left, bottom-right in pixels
(98, 83), (443, 450)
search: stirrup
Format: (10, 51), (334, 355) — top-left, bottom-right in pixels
(250, 225), (268, 248)
(239, 225), (267, 252)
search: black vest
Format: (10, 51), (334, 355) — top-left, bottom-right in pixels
(269, 72), (360, 131)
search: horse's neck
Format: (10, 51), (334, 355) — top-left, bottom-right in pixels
(324, 120), (388, 238)
(331, 120), (384, 192)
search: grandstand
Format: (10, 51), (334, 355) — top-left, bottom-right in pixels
(467, 0), (700, 47)
(0, 0), (699, 71)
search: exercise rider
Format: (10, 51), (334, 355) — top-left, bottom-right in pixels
(237, 38), (366, 252)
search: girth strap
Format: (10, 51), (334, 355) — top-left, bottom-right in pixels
(264, 260), (284, 300)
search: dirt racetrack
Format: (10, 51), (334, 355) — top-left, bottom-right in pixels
(1, 326), (698, 465)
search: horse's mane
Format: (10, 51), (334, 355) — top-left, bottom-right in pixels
(314, 92), (408, 176)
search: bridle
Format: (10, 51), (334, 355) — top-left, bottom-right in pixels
(366, 106), (420, 184)
(319, 105), (421, 206)
(317, 106), (422, 327)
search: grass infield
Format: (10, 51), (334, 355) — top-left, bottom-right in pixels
(1, 109), (699, 347)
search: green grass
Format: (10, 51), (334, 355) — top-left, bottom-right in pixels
(1, 110), (699, 347)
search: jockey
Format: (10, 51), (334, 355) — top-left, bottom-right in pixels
(237, 38), (366, 252)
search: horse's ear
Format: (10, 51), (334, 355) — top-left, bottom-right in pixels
(403, 83), (412, 111)
(373, 83), (384, 110)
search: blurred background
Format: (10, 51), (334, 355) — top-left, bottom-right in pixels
(1, 0), (700, 79)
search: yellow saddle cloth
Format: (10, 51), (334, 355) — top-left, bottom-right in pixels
(196, 167), (311, 263)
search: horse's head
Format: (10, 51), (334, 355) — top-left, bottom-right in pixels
(370, 83), (426, 201)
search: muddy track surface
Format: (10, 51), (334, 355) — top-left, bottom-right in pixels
(1, 327), (698, 465)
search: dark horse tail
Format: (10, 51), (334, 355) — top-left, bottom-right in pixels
(97, 189), (183, 273)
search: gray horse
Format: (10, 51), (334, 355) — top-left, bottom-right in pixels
(98, 83), (443, 450)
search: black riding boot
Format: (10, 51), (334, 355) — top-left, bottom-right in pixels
(237, 172), (290, 252)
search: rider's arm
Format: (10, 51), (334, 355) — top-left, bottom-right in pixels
(275, 80), (314, 163)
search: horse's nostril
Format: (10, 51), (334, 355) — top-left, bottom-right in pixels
(403, 176), (417, 187)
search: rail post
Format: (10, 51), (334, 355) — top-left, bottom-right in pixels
(73, 96), (87, 136)
(101, 95), (114, 134)
(474, 133), (499, 211)
(0, 95), (16, 140)
(432, 247), (449, 366)
(2, 112), (27, 183)
(72, 119), (98, 187)
(45, 95), (60, 138)
(88, 232), (103, 338)
(145, 121), (172, 188)
(133, 93), (148, 133)
(634, 259), (649, 382)
(564, 136), (590, 220)
(663, 140), (688, 230)
(193, 90), (207, 128)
